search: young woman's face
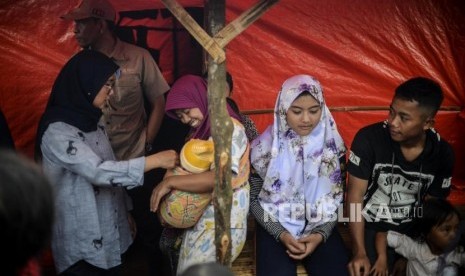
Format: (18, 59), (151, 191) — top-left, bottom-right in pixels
(286, 93), (322, 137)
(92, 75), (116, 109)
(387, 97), (433, 145)
(175, 108), (204, 128)
(426, 213), (460, 254)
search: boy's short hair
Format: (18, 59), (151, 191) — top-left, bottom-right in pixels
(394, 77), (444, 117)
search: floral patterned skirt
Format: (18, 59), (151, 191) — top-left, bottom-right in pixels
(160, 184), (249, 275)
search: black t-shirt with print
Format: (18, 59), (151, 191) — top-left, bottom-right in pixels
(347, 121), (454, 233)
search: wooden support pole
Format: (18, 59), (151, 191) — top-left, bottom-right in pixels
(205, 0), (234, 266)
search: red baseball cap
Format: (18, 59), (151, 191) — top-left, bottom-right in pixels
(61, 0), (116, 22)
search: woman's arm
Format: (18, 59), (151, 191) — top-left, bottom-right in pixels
(310, 220), (337, 242)
(249, 173), (287, 240)
(165, 170), (215, 193)
(150, 170), (215, 212)
(41, 123), (177, 189)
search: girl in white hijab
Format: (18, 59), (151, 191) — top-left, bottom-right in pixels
(250, 74), (349, 275)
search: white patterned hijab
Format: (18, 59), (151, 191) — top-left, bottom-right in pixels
(251, 75), (346, 238)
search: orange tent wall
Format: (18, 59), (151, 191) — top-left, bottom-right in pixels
(0, 0), (464, 202)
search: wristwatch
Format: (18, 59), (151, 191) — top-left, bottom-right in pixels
(145, 142), (153, 152)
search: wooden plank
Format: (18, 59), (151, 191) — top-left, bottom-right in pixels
(241, 105), (462, 115)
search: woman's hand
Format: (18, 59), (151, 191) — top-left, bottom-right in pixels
(145, 150), (178, 172)
(150, 178), (172, 212)
(279, 231), (306, 255)
(287, 233), (323, 260)
(154, 150), (179, 169)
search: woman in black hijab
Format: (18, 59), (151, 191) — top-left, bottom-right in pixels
(36, 50), (118, 148)
(36, 50), (178, 275)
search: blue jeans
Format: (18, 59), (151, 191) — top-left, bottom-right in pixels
(256, 223), (349, 276)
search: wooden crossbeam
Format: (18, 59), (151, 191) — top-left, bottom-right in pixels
(161, 0), (226, 63)
(215, 0), (279, 47)
(162, 0), (279, 63)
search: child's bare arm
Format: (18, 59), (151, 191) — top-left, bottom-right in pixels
(375, 231), (387, 258)
(370, 231), (388, 276)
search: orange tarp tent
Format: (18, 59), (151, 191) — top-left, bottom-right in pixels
(0, 0), (464, 203)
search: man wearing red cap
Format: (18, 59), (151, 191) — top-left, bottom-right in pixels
(61, 0), (170, 275)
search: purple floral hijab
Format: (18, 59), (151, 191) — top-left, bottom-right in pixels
(251, 75), (346, 238)
(165, 74), (240, 140)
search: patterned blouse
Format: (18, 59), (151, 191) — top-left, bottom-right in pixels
(40, 122), (145, 273)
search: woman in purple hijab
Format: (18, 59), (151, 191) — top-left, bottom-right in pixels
(150, 74), (250, 274)
(163, 74), (241, 139)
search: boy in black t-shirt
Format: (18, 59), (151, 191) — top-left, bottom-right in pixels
(346, 77), (454, 276)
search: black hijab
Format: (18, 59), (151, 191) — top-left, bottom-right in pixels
(36, 50), (119, 156)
